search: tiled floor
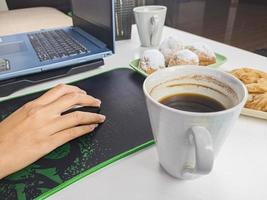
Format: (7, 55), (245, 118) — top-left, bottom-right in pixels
(140, 0), (267, 55)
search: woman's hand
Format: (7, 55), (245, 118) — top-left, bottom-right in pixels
(0, 84), (105, 179)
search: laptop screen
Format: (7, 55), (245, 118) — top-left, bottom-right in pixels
(71, 0), (114, 52)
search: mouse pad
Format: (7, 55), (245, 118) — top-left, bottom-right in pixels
(0, 68), (154, 200)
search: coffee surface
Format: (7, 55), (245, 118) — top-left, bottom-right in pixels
(160, 93), (226, 113)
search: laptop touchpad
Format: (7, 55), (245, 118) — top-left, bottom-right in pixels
(0, 41), (27, 56)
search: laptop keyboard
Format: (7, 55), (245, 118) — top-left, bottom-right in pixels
(28, 29), (88, 62)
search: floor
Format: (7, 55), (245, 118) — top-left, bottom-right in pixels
(140, 0), (267, 56)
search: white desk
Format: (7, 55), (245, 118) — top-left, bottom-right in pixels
(2, 26), (267, 200)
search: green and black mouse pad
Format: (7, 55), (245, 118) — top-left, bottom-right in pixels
(0, 68), (154, 200)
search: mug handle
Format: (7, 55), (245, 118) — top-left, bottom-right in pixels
(150, 15), (160, 46)
(183, 126), (214, 175)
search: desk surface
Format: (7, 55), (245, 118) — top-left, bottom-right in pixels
(1, 25), (267, 200)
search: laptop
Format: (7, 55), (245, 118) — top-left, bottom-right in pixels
(0, 0), (115, 81)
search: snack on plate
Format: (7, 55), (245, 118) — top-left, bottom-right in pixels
(246, 93), (267, 112)
(230, 67), (267, 112)
(137, 36), (219, 75)
(246, 79), (267, 93)
(230, 68), (267, 84)
(159, 36), (184, 64)
(168, 49), (199, 66)
(139, 49), (165, 74)
(186, 42), (216, 66)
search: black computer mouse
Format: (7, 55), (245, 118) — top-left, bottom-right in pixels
(61, 106), (100, 115)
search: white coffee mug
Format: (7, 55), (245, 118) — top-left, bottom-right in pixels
(134, 6), (167, 47)
(143, 66), (247, 179)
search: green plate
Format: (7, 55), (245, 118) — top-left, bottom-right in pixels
(129, 53), (227, 77)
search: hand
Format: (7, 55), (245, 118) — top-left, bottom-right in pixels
(0, 84), (105, 179)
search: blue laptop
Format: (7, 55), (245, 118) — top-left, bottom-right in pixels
(0, 0), (115, 81)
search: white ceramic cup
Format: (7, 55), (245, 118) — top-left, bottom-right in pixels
(143, 66), (247, 179)
(134, 5), (167, 47)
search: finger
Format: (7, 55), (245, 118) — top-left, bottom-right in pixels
(49, 111), (105, 134)
(46, 92), (101, 114)
(49, 124), (98, 148)
(34, 84), (86, 106)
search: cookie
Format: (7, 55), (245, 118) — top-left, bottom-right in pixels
(139, 49), (165, 74)
(159, 36), (184, 64)
(186, 42), (216, 66)
(230, 68), (267, 84)
(168, 49), (199, 66)
(246, 93), (267, 112)
(230, 67), (267, 112)
(246, 78), (267, 93)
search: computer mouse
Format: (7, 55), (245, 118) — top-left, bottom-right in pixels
(62, 105), (100, 115)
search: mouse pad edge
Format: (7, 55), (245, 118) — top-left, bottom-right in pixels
(0, 67), (130, 103)
(38, 140), (154, 200)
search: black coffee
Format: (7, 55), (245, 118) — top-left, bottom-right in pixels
(160, 93), (226, 113)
